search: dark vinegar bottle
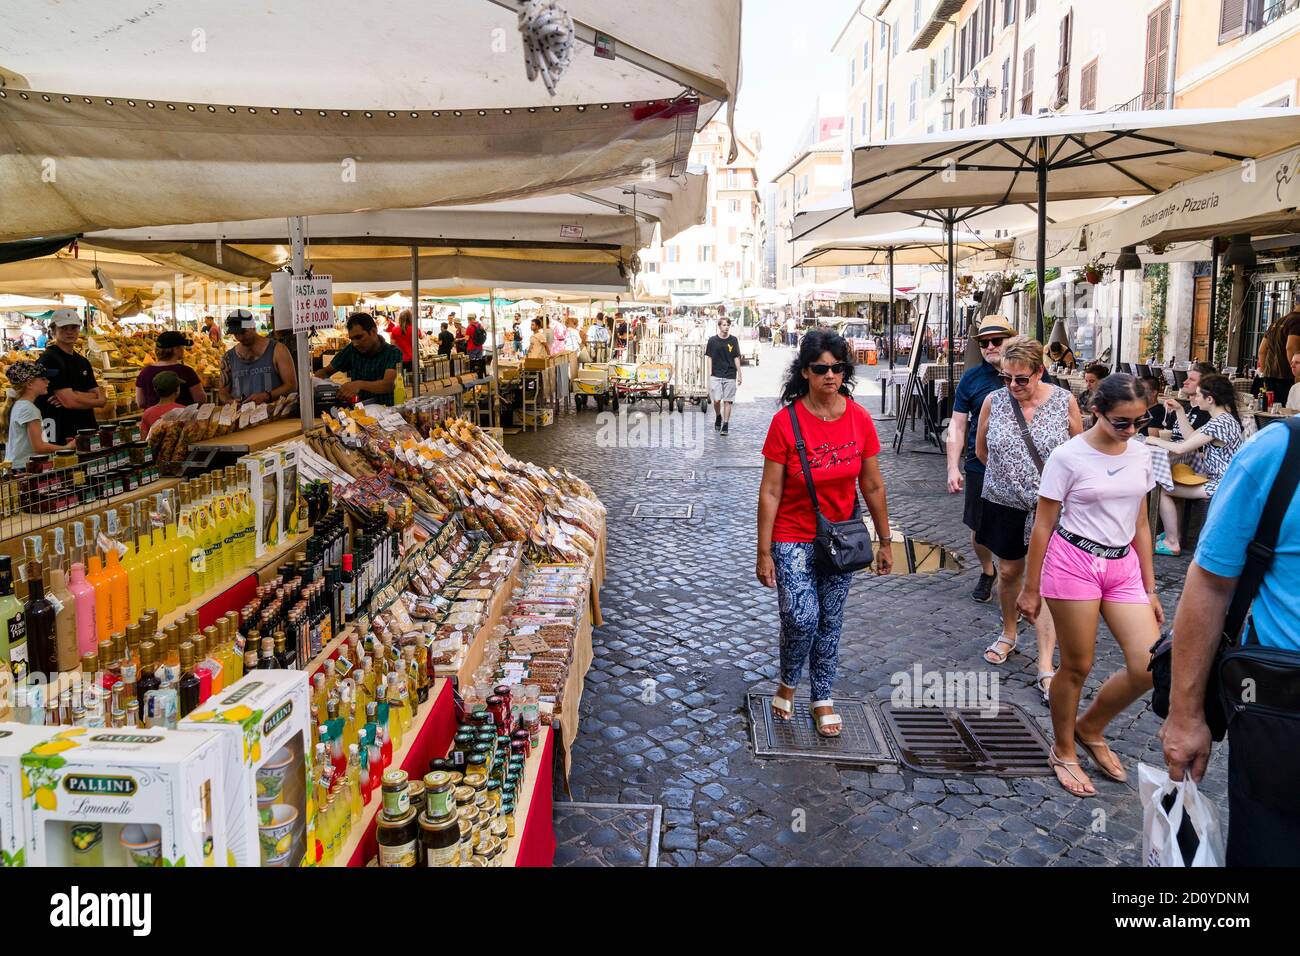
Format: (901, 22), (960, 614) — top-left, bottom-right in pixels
(23, 562), (58, 681)
(177, 641), (201, 718)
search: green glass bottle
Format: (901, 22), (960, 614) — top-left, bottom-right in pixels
(0, 556), (27, 683)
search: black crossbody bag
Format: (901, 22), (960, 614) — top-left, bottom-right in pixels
(787, 403), (875, 575)
(1149, 417), (1300, 741)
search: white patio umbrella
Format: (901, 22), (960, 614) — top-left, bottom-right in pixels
(850, 109), (1300, 347)
(0, 0), (740, 241)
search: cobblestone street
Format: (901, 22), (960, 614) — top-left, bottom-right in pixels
(504, 343), (1228, 866)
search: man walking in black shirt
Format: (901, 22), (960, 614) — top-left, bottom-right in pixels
(705, 317), (742, 435)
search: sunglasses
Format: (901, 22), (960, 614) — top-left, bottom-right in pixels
(1105, 414), (1151, 432)
(808, 362), (849, 376)
(998, 373), (1036, 386)
(979, 337), (1006, 347)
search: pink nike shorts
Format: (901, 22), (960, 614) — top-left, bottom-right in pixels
(1040, 531), (1149, 604)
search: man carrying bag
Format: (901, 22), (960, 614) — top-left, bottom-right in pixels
(1160, 417), (1300, 865)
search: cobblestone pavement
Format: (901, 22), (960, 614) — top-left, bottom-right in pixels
(504, 343), (1226, 866)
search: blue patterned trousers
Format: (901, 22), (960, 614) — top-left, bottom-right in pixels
(772, 541), (853, 702)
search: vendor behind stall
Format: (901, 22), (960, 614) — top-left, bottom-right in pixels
(136, 330), (206, 409)
(217, 308), (298, 406)
(36, 309), (107, 443)
(324, 312), (403, 406)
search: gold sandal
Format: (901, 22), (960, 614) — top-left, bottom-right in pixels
(1049, 747), (1095, 797)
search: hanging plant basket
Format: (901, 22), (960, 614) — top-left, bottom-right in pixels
(1084, 267), (1103, 285)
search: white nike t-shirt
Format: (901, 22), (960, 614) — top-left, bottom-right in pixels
(1038, 434), (1155, 547)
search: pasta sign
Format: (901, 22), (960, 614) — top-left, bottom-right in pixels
(290, 275), (335, 332)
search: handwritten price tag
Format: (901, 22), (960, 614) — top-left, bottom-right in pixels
(507, 633), (549, 654)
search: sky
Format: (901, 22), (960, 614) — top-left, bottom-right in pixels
(734, 0), (862, 182)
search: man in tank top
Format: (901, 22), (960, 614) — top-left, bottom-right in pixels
(217, 309), (299, 406)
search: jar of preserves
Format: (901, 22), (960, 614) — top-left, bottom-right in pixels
(451, 732), (475, 769)
(98, 423), (116, 449)
(486, 778), (502, 810)
(381, 769), (410, 818)
(418, 811), (460, 867)
(501, 800), (516, 838)
(453, 784), (475, 808)
(456, 805), (479, 849)
(375, 807), (419, 867)
(75, 429), (101, 453)
(465, 751), (488, 780)
(407, 777), (426, 818)
(462, 772), (486, 795)
(423, 771), (454, 818)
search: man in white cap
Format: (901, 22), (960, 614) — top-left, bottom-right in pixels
(947, 313), (1013, 603)
(217, 308), (298, 406)
(37, 308), (106, 443)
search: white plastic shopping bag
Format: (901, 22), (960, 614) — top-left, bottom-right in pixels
(1138, 762), (1225, 867)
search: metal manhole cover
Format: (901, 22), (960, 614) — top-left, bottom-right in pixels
(747, 693), (896, 766)
(553, 802), (662, 867)
(711, 460), (765, 469)
(630, 503), (694, 519)
(645, 469), (697, 480)
(880, 703), (1052, 777)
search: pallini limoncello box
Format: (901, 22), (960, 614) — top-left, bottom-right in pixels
(179, 669), (311, 867)
(240, 452), (281, 557)
(278, 445), (300, 538)
(0, 723), (57, 867)
(18, 725), (228, 867)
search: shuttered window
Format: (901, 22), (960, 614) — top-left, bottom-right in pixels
(1001, 57), (1011, 116)
(1218, 0), (1248, 42)
(1004, 0), (1016, 26)
(1056, 10), (1073, 106)
(1080, 59), (1097, 110)
(1025, 0), (1037, 17)
(1021, 46), (1035, 114)
(1144, 3), (1171, 108)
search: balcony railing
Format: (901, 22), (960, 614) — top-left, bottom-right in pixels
(1110, 91), (1169, 112)
(1255, 0), (1300, 32)
(1053, 67), (1069, 109)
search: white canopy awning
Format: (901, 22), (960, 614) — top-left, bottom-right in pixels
(86, 170), (707, 257)
(1084, 145), (1300, 252)
(0, 2), (740, 241)
(795, 228), (995, 268)
(1008, 204), (1214, 266)
(850, 110), (1300, 215)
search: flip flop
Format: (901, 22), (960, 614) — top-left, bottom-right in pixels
(1036, 672), (1054, 706)
(770, 684), (795, 722)
(1154, 541), (1181, 556)
(1074, 732), (1127, 783)
(811, 699), (842, 738)
(1048, 747), (1096, 797)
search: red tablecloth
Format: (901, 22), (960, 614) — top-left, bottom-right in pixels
(512, 729), (556, 867)
(345, 679), (457, 866)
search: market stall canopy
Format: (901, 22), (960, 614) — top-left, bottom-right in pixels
(86, 170), (709, 256)
(1083, 144), (1300, 252)
(794, 228), (993, 268)
(0, 250), (258, 303)
(850, 110), (1300, 215)
(0, 2), (740, 241)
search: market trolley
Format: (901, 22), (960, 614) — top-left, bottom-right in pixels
(573, 363), (617, 412)
(673, 343), (710, 413)
(610, 360), (678, 411)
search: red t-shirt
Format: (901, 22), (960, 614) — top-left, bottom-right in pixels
(141, 402), (183, 437)
(762, 398), (881, 543)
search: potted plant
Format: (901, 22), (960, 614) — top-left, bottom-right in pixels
(1083, 257), (1111, 285)
(1001, 271), (1019, 293)
(1148, 239), (1170, 256)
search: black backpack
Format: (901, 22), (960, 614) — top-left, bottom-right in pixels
(472, 324), (487, 347)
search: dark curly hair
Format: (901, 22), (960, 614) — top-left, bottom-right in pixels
(780, 329), (856, 405)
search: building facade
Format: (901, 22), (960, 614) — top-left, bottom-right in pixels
(639, 119), (764, 307)
(773, 137), (850, 289)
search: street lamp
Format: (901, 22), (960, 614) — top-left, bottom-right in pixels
(740, 229), (753, 324)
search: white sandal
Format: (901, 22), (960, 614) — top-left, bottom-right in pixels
(770, 684), (795, 721)
(811, 699), (842, 738)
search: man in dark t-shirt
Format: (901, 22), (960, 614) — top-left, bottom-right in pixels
(436, 322), (454, 357)
(37, 309), (106, 443)
(705, 317), (742, 435)
(947, 314), (1011, 603)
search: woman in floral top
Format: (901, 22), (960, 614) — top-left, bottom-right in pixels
(1146, 373), (1244, 556)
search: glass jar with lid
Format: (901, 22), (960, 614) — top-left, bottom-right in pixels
(418, 811), (460, 867)
(375, 807), (419, 867)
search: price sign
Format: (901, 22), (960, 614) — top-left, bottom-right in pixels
(272, 272), (335, 332)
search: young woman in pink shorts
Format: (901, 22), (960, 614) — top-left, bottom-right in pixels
(1018, 374), (1165, 797)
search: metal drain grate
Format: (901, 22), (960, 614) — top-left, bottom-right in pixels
(553, 802), (662, 867)
(645, 469), (697, 480)
(630, 503), (694, 519)
(880, 703), (1052, 777)
(711, 460), (765, 469)
(747, 693), (896, 766)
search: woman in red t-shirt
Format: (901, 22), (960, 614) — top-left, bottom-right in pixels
(758, 330), (894, 737)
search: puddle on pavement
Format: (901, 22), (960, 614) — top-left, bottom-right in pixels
(869, 530), (963, 574)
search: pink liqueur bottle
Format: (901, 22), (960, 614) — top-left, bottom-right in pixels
(67, 562), (99, 658)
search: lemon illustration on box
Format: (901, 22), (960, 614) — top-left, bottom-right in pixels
(13, 726), (228, 867)
(179, 669), (312, 867)
(0, 724), (59, 868)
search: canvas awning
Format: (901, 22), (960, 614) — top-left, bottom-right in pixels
(0, 1), (740, 241)
(794, 228), (993, 268)
(1008, 205), (1214, 267)
(1083, 144), (1300, 252)
(85, 170), (709, 256)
